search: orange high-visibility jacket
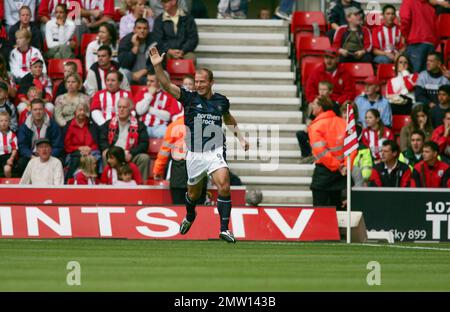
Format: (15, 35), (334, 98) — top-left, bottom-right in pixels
(153, 117), (188, 177)
(308, 110), (347, 172)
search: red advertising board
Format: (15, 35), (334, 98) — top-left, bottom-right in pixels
(0, 206), (340, 241)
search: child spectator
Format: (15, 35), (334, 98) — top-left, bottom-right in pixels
(0, 82), (18, 133)
(430, 85), (450, 128)
(17, 58), (53, 105)
(399, 104), (434, 152)
(355, 77), (392, 127)
(431, 108), (450, 164)
(327, 0), (364, 41)
(100, 146), (143, 185)
(361, 108), (394, 162)
(17, 87), (53, 126)
(54, 61), (80, 98)
(182, 74), (195, 91)
(73, 154), (99, 185)
(0, 112), (18, 178)
(411, 141), (450, 187)
(44, 3), (76, 59)
(259, 8), (272, 19)
(115, 163), (138, 186)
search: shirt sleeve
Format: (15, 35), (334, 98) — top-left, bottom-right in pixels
(178, 87), (195, 107)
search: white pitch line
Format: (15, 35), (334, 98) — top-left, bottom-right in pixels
(252, 242), (450, 251)
(352, 243), (450, 252)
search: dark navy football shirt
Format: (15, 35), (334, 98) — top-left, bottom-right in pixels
(179, 87), (230, 153)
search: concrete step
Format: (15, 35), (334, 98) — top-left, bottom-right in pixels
(197, 58), (292, 72)
(195, 18), (289, 34)
(198, 32), (287, 46)
(228, 96), (301, 111)
(260, 190), (313, 205)
(230, 110), (302, 124)
(196, 45), (289, 59)
(240, 176), (312, 185)
(214, 84), (298, 97)
(229, 163), (314, 177)
(227, 149), (302, 161)
(213, 71), (295, 85)
(227, 136), (300, 151)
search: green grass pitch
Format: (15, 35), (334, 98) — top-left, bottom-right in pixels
(0, 239), (449, 291)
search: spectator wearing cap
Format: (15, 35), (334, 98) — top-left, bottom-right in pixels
(305, 47), (355, 106)
(8, 5), (43, 51)
(355, 76), (392, 128)
(44, 3), (76, 59)
(17, 58), (53, 108)
(333, 6), (372, 63)
(411, 141), (450, 187)
(431, 108), (450, 163)
(415, 53), (450, 110)
(19, 137), (64, 185)
(9, 28), (46, 83)
(372, 5), (405, 64)
(400, 0), (439, 73)
(369, 140), (411, 187)
(430, 86), (450, 128)
(0, 82), (18, 133)
(17, 99), (63, 175)
(327, 0), (364, 42)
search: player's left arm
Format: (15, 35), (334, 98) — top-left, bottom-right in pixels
(223, 112), (249, 151)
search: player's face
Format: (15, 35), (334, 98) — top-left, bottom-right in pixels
(37, 143), (52, 161)
(410, 134), (424, 154)
(422, 147), (437, 163)
(106, 74), (120, 92)
(31, 63), (43, 77)
(381, 145), (395, 163)
(0, 116), (10, 132)
(134, 22), (149, 40)
(195, 71), (212, 97)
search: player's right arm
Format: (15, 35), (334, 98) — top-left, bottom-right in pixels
(149, 47), (181, 100)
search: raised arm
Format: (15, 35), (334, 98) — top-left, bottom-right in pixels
(149, 47), (181, 99)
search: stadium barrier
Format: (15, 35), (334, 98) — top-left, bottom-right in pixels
(353, 188), (450, 242)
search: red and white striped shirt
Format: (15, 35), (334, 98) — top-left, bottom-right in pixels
(91, 89), (132, 124)
(0, 131), (18, 156)
(80, 0), (114, 17)
(135, 88), (182, 127)
(361, 127), (394, 160)
(372, 24), (403, 52)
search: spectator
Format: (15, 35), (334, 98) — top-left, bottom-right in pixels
(217, 0), (247, 19)
(63, 102), (100, 180)
(79, 0), (114, 33)
(259, 8), (272, 20)
(355, 76), (392, 127)
(0, 112), (18, 178)
(118, 18), (155, 85)
(90, 71), (133, 127)
(308, 96), (348, 210)
(153, 0), (199, 63)
(430, 85), (450, 128)
(431, 108), (450, 163)
(120, 0), (154, 39)
(0, 55), (16, 99)
(38, 0), (75, 24)
(4, 1), (37, 29)
(327, 0), (364, 41)
(17, 87), (53, 126)
(333, 6), (372, 63)
(399, 104), (434, 152)
(115, 163), (138, 186)
(274, 0), (294, 21)
(73, 154), (99, 185)
(400, 130), (426, 168)
(386, 54), (418, 115)
(415, 53), (450, 109)
(400, 0), (439, 73)
(9, 29), (46, 83)
(119, 0), (136, 16)
(411, 141), (450, 187)
(99, 97), (150, 181)
(17, 99), (63, 175)
(100, 145), (143, 185)
(8, 5), (43, 51)
(149, 0), (189, 17)
(135, 72), (183, 138)
(369, 140), (411, 187)
(372, 5), (405, 64)
(0, 19), (12, 60)
(19, 137), (64, 185)
(54, 73), (90, 127)
(305, 48), (355, 106)
(182, 74), (194, 91)
(0, 81), (18, 133)
(44, 4), (76, 59)
(85, 22), (119, 72)
(17, 58), (53, 107)
(84, 45), (130, 97)
(54, 61), (80, 98)
(361, 108), (394, 162)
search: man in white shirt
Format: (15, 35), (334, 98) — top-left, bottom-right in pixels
(20, 138), (64, 185)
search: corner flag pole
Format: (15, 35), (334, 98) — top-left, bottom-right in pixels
(346, 154), (351, 244)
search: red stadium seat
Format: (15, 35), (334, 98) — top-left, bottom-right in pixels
(0, 178), (20, 184)
(377, 63), (396, 83)
(166, 59), (195, 85)
(392, 115), (411, 136)
(80, 33), (98, 57)
(355, 83), (366, 96)
(148, 138), (164, 157)
(340, 63), (374, 83)
(438, 14), (450, 40)
(52, 80), (62, 97)
(131, 85), (146, 97)
(291, 11), (327, 35)
(301, 60), (322, 89)
(48, 59), (83, 80)
(296, 36), (330, 62)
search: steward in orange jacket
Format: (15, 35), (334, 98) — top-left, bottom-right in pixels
(308, 96), (348, 209)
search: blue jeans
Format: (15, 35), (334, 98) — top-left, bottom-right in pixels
(279, 0), (295, 14)
(373, 55), (394, 64)
(406, 43), (435, 73)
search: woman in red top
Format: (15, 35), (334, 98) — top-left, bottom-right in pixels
(100, 145), (143, 185)
(64, 102), (100, 180)
(361, 108), (394, 162)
